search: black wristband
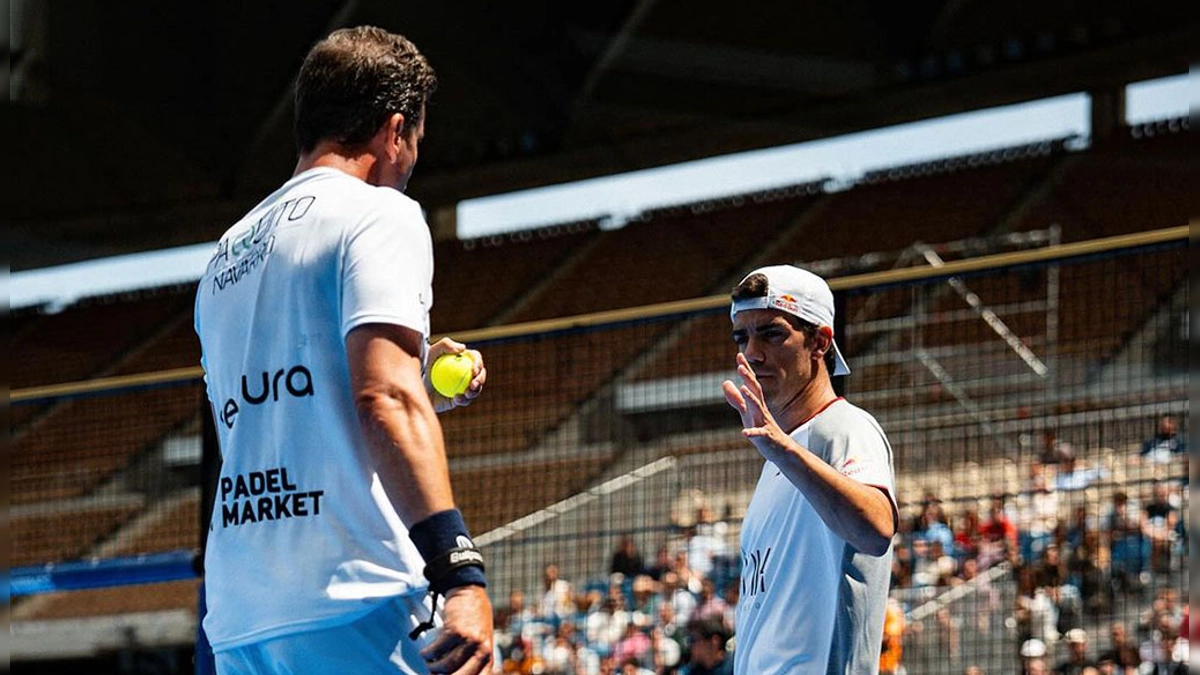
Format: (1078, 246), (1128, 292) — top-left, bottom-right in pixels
(409, 509), (487, 593)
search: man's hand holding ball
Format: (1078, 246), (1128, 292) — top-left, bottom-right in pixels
(425, 338), (486, 413)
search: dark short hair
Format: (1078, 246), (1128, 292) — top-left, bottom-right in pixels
(731, 272), (837, 373)
(295, 26), (437, 153)
(731, 272), (771, 302)
(687, 618), (731, 648)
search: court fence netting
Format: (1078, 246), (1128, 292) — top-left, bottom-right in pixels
(10, 226), (1189, 674)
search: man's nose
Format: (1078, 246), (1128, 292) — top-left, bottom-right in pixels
(742, 336), (765, 362)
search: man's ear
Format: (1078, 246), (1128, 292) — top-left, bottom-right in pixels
(372, 112), (407, 157)
(815, 325), (834, 357)
(386, 112), (406, 146)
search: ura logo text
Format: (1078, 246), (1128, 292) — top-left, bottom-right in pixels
(222, 364), (314, 428)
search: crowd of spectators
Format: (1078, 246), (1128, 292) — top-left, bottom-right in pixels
(890, 416), (1189, 674)
(494, 508), (738, 674)
(490, 417), (1189, 674)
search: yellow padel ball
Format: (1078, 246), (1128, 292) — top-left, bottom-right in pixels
(430, 353), (474, 398)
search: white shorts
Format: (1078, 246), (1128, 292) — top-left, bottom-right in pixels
(214, 593), (440, 675)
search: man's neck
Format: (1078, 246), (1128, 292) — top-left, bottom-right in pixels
(295, 145), (378, 183)
(772, 375), (838, 434)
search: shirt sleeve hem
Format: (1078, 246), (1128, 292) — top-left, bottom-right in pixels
(342, 313), (428, 341)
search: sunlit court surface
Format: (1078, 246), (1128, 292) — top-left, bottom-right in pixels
(7, 2), (1191, 674)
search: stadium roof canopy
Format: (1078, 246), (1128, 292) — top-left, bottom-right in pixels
(5, 0), (1194, 270)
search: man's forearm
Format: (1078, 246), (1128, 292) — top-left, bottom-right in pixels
(356, 381), (456, 527)
(772, 443), (895, 556)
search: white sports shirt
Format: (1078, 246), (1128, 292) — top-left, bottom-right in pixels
(194, 167), (434, 651)
(735, 398), (896, 675)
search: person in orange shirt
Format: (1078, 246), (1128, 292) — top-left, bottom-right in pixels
(880, 597), (906, 675)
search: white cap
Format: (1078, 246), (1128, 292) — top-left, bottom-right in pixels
(730, 265), (851, 376)
(1064, 629), (1088, 644)
(1020, 638), (1047, 658)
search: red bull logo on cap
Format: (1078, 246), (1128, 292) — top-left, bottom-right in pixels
(770, 293), (800, 314)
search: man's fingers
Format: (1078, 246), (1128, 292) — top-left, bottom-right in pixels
(424, 587), (493, 674)
(722, 380), (746, 413)
(433, 348), (485, 410)
(423, 635), (490, 675)
(450, 365), (486, 408)
(425, 642), (467, 674)
(437, 337), (467, 353)
(465, 349), (483, 370)
(429, 337), (467, 361)
(420, 630), (464, 664)
(741, 384), (766, 419)
(448, 644), (492, 675)
(737, 362), (761, 391)
(723, 380), (758, 430)
(467, 352), (486, 391)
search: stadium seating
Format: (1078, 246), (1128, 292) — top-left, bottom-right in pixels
(10, 289), (193, 391)
(10, 290), (195, 432)
(13, 492), (201, 619)
(771, 143), (1063, 265)
(1052, 250), (1185, 389)
(11, 501), (143, 568)
(507, 188), (819, 322)
(12, 385), (202, 504)
(454, 457), (613, 535)
(1015, 125), (1190, 241)
(431, 220), (601, 333)
(17, 579), (202, 621)
(625, 143), (1064, 387)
